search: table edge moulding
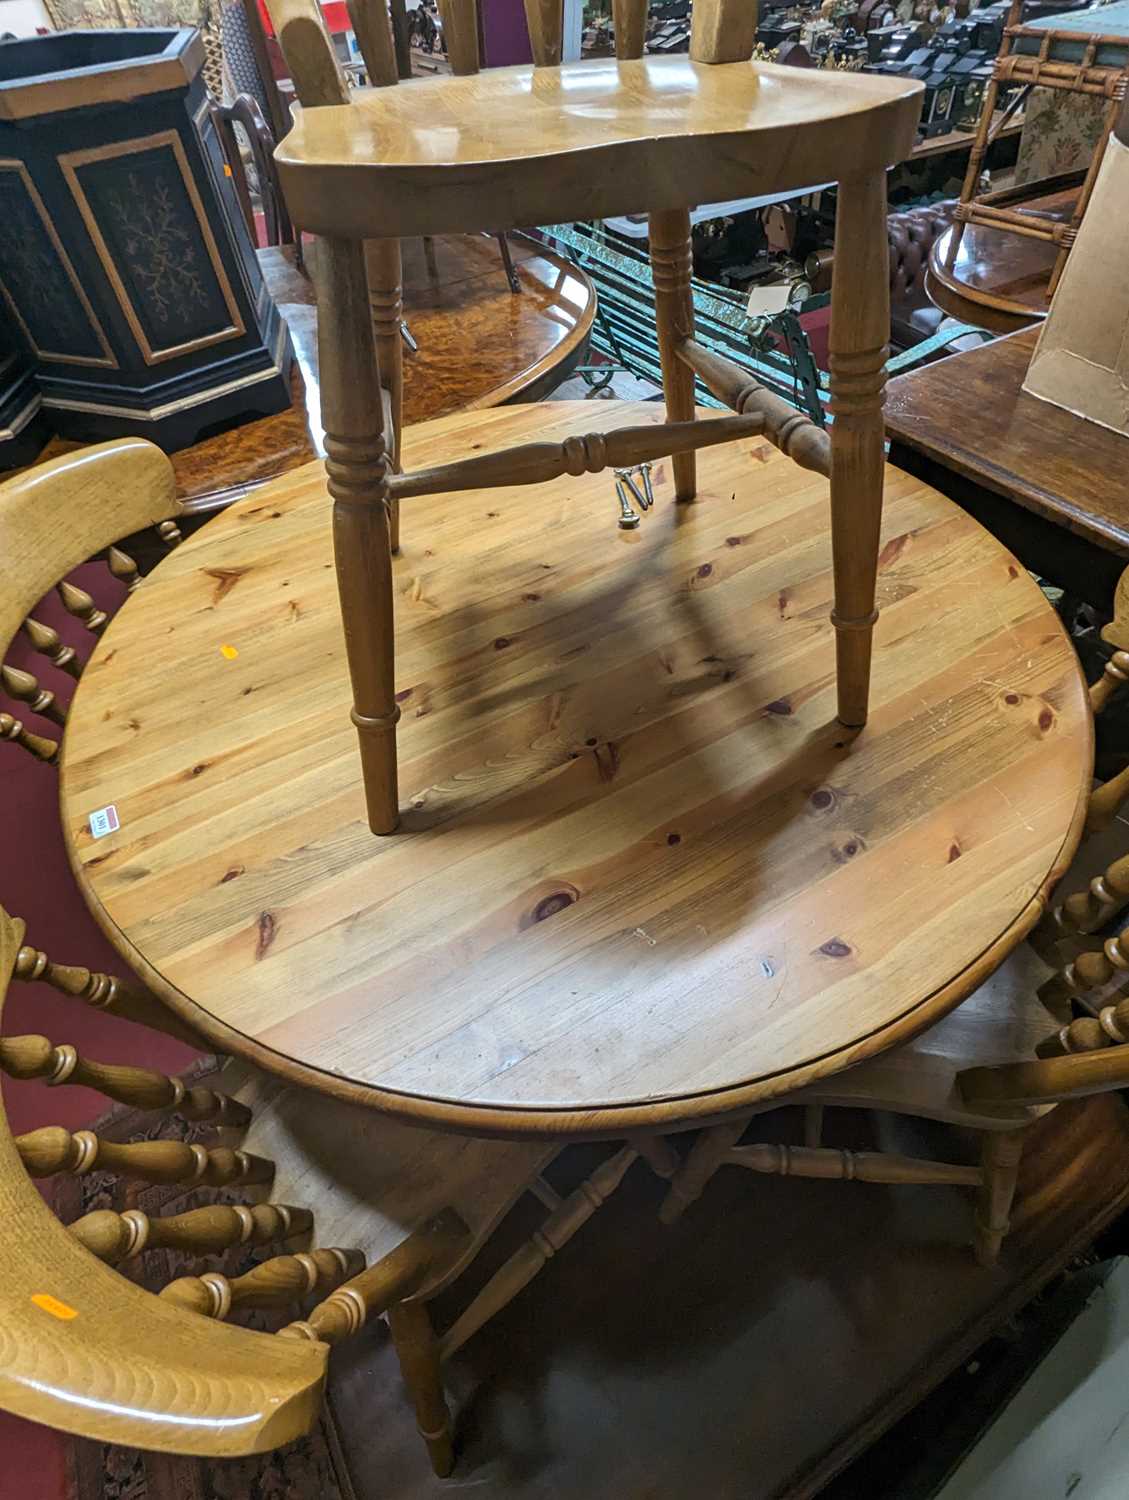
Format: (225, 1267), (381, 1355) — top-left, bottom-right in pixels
(58, 401), (1094, 1142)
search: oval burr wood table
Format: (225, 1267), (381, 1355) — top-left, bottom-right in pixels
(60, 402), (1092, 1139)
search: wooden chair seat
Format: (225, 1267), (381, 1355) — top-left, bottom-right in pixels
(275, 57), (923, 240)
(786, 944), (1057, 1131)
(230, 1063), (555, 1299)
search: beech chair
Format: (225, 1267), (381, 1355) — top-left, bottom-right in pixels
(0, 905), (660, 1471)
(0, 437), (677, 1472)
(263, 0), (924, 834)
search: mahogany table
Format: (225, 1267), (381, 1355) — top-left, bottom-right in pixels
(60, 401), (1091, 1139)
(885, 326), (1129, 610)
(925, 186), (1080, 336)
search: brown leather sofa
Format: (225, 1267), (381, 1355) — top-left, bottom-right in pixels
(807, 199), (957, 351)
(887, 200), (956, 349)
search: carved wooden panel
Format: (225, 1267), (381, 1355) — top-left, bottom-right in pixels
(58, 130), (245, 364)
(0, 162), (116, 368)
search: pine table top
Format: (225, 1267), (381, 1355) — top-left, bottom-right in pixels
(61, 402), (1092, 1138)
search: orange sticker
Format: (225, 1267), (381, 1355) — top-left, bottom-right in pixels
(223, 163), (233, 177)
(220, 644), (239, 660)
(32, 1293), (78, 1320)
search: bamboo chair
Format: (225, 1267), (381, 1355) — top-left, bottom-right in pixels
(0, 437), (676, 1472)
(264, 0), (924, 834)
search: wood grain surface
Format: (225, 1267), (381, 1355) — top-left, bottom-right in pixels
(885, 327), (1129, 559)
(60, 401), (1091, 1136)
(275, 57), (923, 239)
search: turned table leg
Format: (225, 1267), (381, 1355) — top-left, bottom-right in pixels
(318, 235), (400, 834)
(650, 207), (698, 503)
(828, 170), (890, 730)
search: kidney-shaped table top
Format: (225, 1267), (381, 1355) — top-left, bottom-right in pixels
(61, 402), (1091, 1139)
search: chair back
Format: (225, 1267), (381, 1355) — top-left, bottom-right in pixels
(269, 0), (760, 81)
(960, 990), (1129, 1110)
(211, 93), (291, 248)
(0, 440), (185, 768)
(0, 903), (330, 1455)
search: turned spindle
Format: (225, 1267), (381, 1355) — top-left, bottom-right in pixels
(280, 1210), (469, 1346)
(318, 234), (400, 835)
(1037, 997), (1129, 1059)
(827, 170), (890, 730)
(0, 712), (58, 764)
(1087, 765), (1129, 834)
(13, 942), (202, 1044)
(160, 1247), (364, 1319)
(659, 1115), (749, 1225)
(690, 0), (758, 61)
(0, 1034), (249, 1124)
(1090, 650), (1129, 714)
(1, 665), (66, 727)
(70, 1202), (312, 1264)
(1034, 851), (1129, 951)
(16, 1126), (273, 1188)
(439, 0), (481, 71)
(57, 580), (108, 635)
(612, 0), (647, 58)
(439, 1147), (638, 1361)
(106, 545), (142, 593)
(22, 618), (81, 680)
(522, 0), (562, 65)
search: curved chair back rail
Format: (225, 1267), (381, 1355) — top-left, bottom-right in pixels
(0, 438), (182, 656)
(0, 907), (329, 1457)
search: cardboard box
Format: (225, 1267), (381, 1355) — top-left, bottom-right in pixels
(1022, 113), (1129, 440)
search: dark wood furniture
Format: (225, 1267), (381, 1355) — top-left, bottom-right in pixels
(885, 325), (1129, 609)
(926, 183), (1081, 334)
(29, 233), (596, 518)
(0, 28), (293, 456)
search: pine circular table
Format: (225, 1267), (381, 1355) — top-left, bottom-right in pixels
(60, 402), (1092, 1140)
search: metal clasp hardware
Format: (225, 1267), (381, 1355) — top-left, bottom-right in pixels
(614, 462), (655, 530)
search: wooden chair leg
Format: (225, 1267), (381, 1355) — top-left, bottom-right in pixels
(827, 170), (890, 730)
(974, 1128), (1026, 1267)
(803, 1104), (824, 1148)
(659, 1115), (750, 1225)
(365, 238), (404, 555)
(649, 207), (697, 502)
(496, 231), (521, 294)
(318, 235), (400, 834)
(389, 1299), (455, 1477)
